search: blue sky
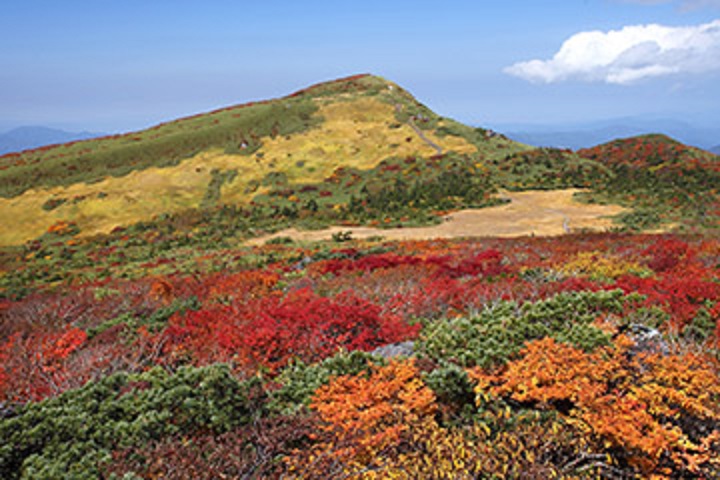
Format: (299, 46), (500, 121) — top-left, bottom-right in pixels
(1, 0), (719, 133)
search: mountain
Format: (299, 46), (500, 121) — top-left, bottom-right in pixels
(2, 75), (719, 250)
(0, 74), (528, 246)
(712, 145), (720, 155)
(501, 117), (720, 151)
(0, 126), (103, 155)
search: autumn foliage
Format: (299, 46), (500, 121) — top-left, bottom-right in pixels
(470, 336), (720, 475)
(308, 360), (436, 465)
(2, 233), (720, 479)
(160, 288), (418, 372)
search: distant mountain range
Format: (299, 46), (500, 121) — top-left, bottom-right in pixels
(711, 145), (720, 155)
(0, 126), (104, 155)
(496, 117), (720, 153)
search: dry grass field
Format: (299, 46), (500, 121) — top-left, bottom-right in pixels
(246, 189), (627, 245)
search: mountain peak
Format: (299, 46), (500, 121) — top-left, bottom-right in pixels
(286, 73), (380, 96)
(631, 133), (680, 144)
(0, 74), (525, 246)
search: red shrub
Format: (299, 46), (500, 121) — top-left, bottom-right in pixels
(163, 289), (418, 372)
(0, 327), (87, 402)
(644, 238), (691, 273)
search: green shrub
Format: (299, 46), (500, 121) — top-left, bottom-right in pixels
(0, 365), (263, 480)
(616, 207), (663, 231)
(86, 296), (201, 339)
(40, 198), (67, 211)
(418, 290), (624, 368)
(331, 230), (353, 242)
(423, 362), (476, 422)
(266, 236), (294, 245)
(200, 169), (238, 209)
(268, 350), (380, 415)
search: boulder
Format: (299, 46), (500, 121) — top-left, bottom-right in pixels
(371, 341), (415, 359)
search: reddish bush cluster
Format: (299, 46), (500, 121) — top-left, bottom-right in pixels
(643, 237), (691, 273)
(315, 249), (506, 279)
(162, 288), (418, 371)
(2, 233), (719, 406)
(0, 327), (87, 402)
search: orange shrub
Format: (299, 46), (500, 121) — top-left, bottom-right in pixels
(287, 359), (438, 477)
(469, 336), (720, 476)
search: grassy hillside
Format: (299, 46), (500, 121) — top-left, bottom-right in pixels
(4, 76), (717, 251)
(488, 147), (613, 191)
(3, 80), (720, 296)
(0, 74), (527, 246)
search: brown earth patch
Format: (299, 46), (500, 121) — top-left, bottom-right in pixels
(245, 189), (628, 246)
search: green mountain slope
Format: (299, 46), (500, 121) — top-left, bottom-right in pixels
(0, 74), (527, 246)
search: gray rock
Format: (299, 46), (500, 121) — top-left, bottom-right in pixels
(292, 256), (313, 271)
(371, 341), (415, 359)
(624, 324), (669, 356)
(0, 401), (17, 419)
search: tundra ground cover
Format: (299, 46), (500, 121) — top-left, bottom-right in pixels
(1, 232), (719, 478)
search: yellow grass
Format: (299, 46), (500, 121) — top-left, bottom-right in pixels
(0, 98), (477, 246)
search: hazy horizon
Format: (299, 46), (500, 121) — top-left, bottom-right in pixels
(1, 1), (719, 134)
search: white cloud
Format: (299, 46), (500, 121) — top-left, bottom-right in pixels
(505, 19), (720, 84)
